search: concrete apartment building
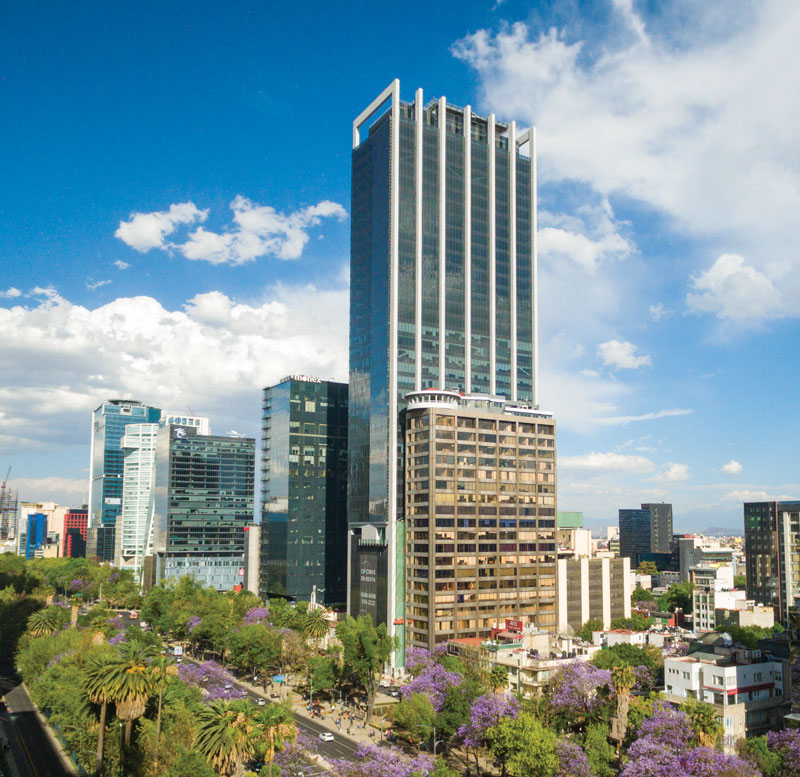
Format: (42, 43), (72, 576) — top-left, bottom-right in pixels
(556, 556), (631, 635)
(664, 637), (791, 752)
(403, 390), (557, 652)
(691, 565), (735, 632)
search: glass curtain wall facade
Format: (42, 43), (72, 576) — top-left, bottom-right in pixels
(259, 377), (348, 607)
(88, 399), (161, 560)
(642, 502), (673, 554)
(618, 508), (651, 563)
(745, 500), (800, 625)
(149, 424), (255, 591)
(349, 81), (539, 665)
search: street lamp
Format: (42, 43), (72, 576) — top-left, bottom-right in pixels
(432, 726), (445, 755)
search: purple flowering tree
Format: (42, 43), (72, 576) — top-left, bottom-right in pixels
(555, 740), (594, 777)
(679, 747), (761, 777)
(545, 661), (612, 727)
(768, 729), (800, 776)
(177, 659), (246, 703)
(637, 705), (694, 755)
(458, 692), (519, 773)
(242, 606), (270, 625)
(330, 744), (435, 777)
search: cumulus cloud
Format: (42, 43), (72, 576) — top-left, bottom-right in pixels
(9, 476), (88, 506)
(652, 462), (690, 482)
(725, 489), (770, 502)
(0, 288), (22, 299)
(721, 459), (743, 475)
(115, 201), (208, 252)
(452, 1), (800, 321)
(179, 196), (348, 264)
(0, 281), (349, 454)
(113, 260), (130, 270)
(598, 339), (652, 370)
(687, 253), (785, 321)
(559, 451), (655, 473)
(649, 303), (672, 322)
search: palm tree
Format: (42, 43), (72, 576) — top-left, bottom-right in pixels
(149, 656), (178, 771)
(303, 607), (330, 649)
(194, 699), (261, 777)
(28, 607), (59, 636)
(84, 656), (114, 777)
(683, 698), (723, 749)
(611, 665), (635, 767)
(255, 702), (296, 776)
(105, 639), (157, 775)
(70, 594), (82, 628)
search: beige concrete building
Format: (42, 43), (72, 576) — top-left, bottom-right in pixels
(557, 556), (631, 635)
(404, 390), (557, 651)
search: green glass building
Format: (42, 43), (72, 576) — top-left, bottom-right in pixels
(348, 80), (539, 665)
(259, 376), (348, 607)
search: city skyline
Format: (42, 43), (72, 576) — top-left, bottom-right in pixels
(2, 0), (800, 530)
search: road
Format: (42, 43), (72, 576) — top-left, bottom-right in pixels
(0, 662), (73, 777)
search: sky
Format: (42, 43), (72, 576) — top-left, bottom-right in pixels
(1, 0), (798, 532)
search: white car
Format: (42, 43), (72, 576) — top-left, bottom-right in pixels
(257, 698), (266, 706)
(223, 683), (233, 690)
(319, 732), (334, 742)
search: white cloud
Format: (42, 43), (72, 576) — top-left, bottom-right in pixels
(86, 279), (111, 291)
(115, 201), (208, 252)
(649, 303), (672, 322)
(687, 253), (785, 321)
(597, 408), (693, 426)
(113, 260), (130, 271)
(721, 459), (743, 475)
(652, 462), (690, 482)
(0, 288), (22, 299)
(179, 196), (348, 264)
(452, 2), (800, 321)
(724, 489), (769, 502)
(559, 451), (655, 473)
(0, 280), (349, 454)
(9, 476), (88, 506)
(598, 339), (652, 370)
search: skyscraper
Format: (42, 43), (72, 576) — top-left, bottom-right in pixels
(619, 502), (673, 564)
(259, 376), (348, 607)
(348, 80), (540, 662)
(745, 500), (800, 624)
(147, 423), (254, 591)
(88, 399), (161, 560)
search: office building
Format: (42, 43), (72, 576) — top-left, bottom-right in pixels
(260, 376), (348, 607)
(24, 513), (48, 559)
(348, 80), (540, 664)
(243, 524), (261, 596)
(86, 526), (115, 561)
(16, 501), (68, 556)
(148, 423), (254, 591)
(0, 479), (18, 541)
(63, 507), (88, 558)
(744, 500), (800, 624)
(557, 556), (631, 636)
(401, 391), (556, 652)
(88, 399), (161, 560)
(619, 502), (673, 564)
(691, 565), (735, 632)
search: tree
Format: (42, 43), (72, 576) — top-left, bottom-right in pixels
(582, 722), (615, 777)
(84, 655), (114, 777)
(303, 607), (330, 648)
(457, 693), (519, 773)
(611, 665), (635, 767)
(631, 586), (654, 603)
(733, 574), (746, 589)
(336, 614), (395, 721)
(681, 698), (722, 749)
(254, 702), (296, 775)
(592, 644), (659, 673)
(486, 712), (559, 777)
(736, 734), (781, 776)
(149, 655), (178, 772)
(27, 606), (60, 636)
(577, 619), (603, 642)
(489, 664), (509, 692)
(390, 692), (435, 747)
(194, 699), (262, 777)
(307, 656), (336, 696)
(434, 677), (480, 741)
(662, 582), (694, 614)
(637, 561), (659, 576)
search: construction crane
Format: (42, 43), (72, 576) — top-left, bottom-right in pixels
(1, 466), (9, 491)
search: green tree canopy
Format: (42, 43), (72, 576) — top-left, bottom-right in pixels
(631, 586), (654, 603)
(636, 561), (659, 576)
(578, 618), (604, 642)
(390, 692), (436, 746)
(486, 711), (559, 777)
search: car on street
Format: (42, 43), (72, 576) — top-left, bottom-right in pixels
(319, 732), (334, 742)
(223, 683), (233, 690)
(257, 698), (266, 706)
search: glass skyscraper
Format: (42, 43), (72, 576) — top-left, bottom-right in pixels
(88, 399), (161, 560)
(148, 423), (255, 591)
(259, 376), (348, 607)
(348, 80), (540, 661)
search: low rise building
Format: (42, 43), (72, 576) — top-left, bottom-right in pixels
(664, 635), (791, 752)
(716, 605), (775, 630)
(606, 629), (646, 648)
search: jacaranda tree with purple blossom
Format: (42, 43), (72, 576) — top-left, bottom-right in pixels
(458, 692), (519, 773)
(555, 739), (595, 777)
(545, 661), (612, 731)
(767, 729), (800, 776)
(330, 743), (438, 777)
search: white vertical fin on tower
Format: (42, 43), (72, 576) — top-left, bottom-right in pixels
(438, 96), (447, 389)
(488, 114), (497, 397)
(464, 105), (472, 394)
(531, 127), (539, 407)
(509, 121), (518, 403)
(415, 88), (423, 391)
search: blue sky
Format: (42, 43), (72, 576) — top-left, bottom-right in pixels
(1, 0), (798, 531)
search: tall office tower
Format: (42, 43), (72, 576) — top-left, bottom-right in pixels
(63, 507), (88, 558)
(88, 399), (161, 560)
(745, 500), (800, 625)
(400, 392), (556, 652)
(260, 376), (348, 607)
(148, 423), (254, 591)
(348, 80), (540, 662)
(619, 502), (674, 564)
(0, 479), (18, 541)
(25, 513), (48, 559)
(115, 423), (159, 574)
(641, 502), (673, 553)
